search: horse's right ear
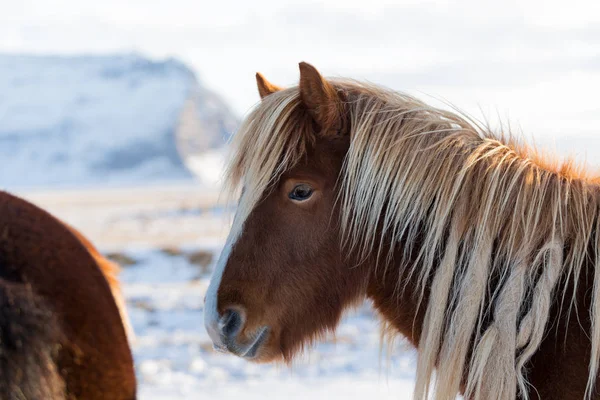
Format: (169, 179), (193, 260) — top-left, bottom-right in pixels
(256, 72), (282, 99)
(298, 62), (343, 133)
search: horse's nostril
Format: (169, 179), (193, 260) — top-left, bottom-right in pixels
(219, 308), (244, 340)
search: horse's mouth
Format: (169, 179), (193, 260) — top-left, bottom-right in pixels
(219, 326), (270, 360)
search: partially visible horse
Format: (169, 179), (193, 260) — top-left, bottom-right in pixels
(0, 191), (136, 399)
(205, 62), (600, 399)
(64, 222), (135, 343)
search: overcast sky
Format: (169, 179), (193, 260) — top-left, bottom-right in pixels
(2, 0), (600, 163)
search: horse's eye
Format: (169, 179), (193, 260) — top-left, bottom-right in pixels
(289, 184), (313, 201)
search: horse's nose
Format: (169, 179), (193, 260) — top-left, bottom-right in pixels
(219, 308), (245, 341)
(206, 307), (246, 351)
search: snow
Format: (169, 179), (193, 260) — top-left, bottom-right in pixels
(20, 184), (420, 399)
(0, 54), (237, 189)
(184, 148), (227, 188)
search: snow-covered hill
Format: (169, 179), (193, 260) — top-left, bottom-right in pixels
(0, 54), (237, 189)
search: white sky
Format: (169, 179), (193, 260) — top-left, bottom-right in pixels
(2, 0), (600, 162)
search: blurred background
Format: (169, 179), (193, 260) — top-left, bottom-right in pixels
(2, 1), (599, 398)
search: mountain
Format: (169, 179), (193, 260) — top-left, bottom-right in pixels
(0, 53), (238, 189)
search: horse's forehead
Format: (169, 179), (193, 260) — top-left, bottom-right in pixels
(305, 137), (350, 171)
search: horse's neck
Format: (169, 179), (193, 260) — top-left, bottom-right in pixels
(363, 204), (600, 347)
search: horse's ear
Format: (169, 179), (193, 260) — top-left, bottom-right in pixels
(256, 72), (282, 99)
(298, 62), (342, 132)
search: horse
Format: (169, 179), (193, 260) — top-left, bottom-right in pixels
(0, 191), (136, 399)
(204, 62), (600, 400)
(63, 222), (135, 343)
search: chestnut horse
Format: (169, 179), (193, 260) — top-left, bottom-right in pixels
(0, 191), (136, 399)
(64, 222), (135, 343)
(205, 62), (600, 399)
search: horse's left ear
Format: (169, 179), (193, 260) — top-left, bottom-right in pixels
(256, 72), (282, 99)
(298, 62), (343, 133)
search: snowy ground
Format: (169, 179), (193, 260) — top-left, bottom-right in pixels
(19, 184), (419, 399)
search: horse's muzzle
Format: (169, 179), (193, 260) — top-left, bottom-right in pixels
(206, 307), (270, 359)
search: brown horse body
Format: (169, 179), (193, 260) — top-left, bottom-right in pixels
(205, 63), (600, 399)
(64, 222), (135, 343)
(0, 191), (136, 399)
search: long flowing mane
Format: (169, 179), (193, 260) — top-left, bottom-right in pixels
(225, 80), (600, 399)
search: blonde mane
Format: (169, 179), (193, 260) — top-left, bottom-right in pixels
(225, 80), (600, 400)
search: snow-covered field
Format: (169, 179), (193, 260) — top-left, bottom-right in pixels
(20, 184), (419, 399)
